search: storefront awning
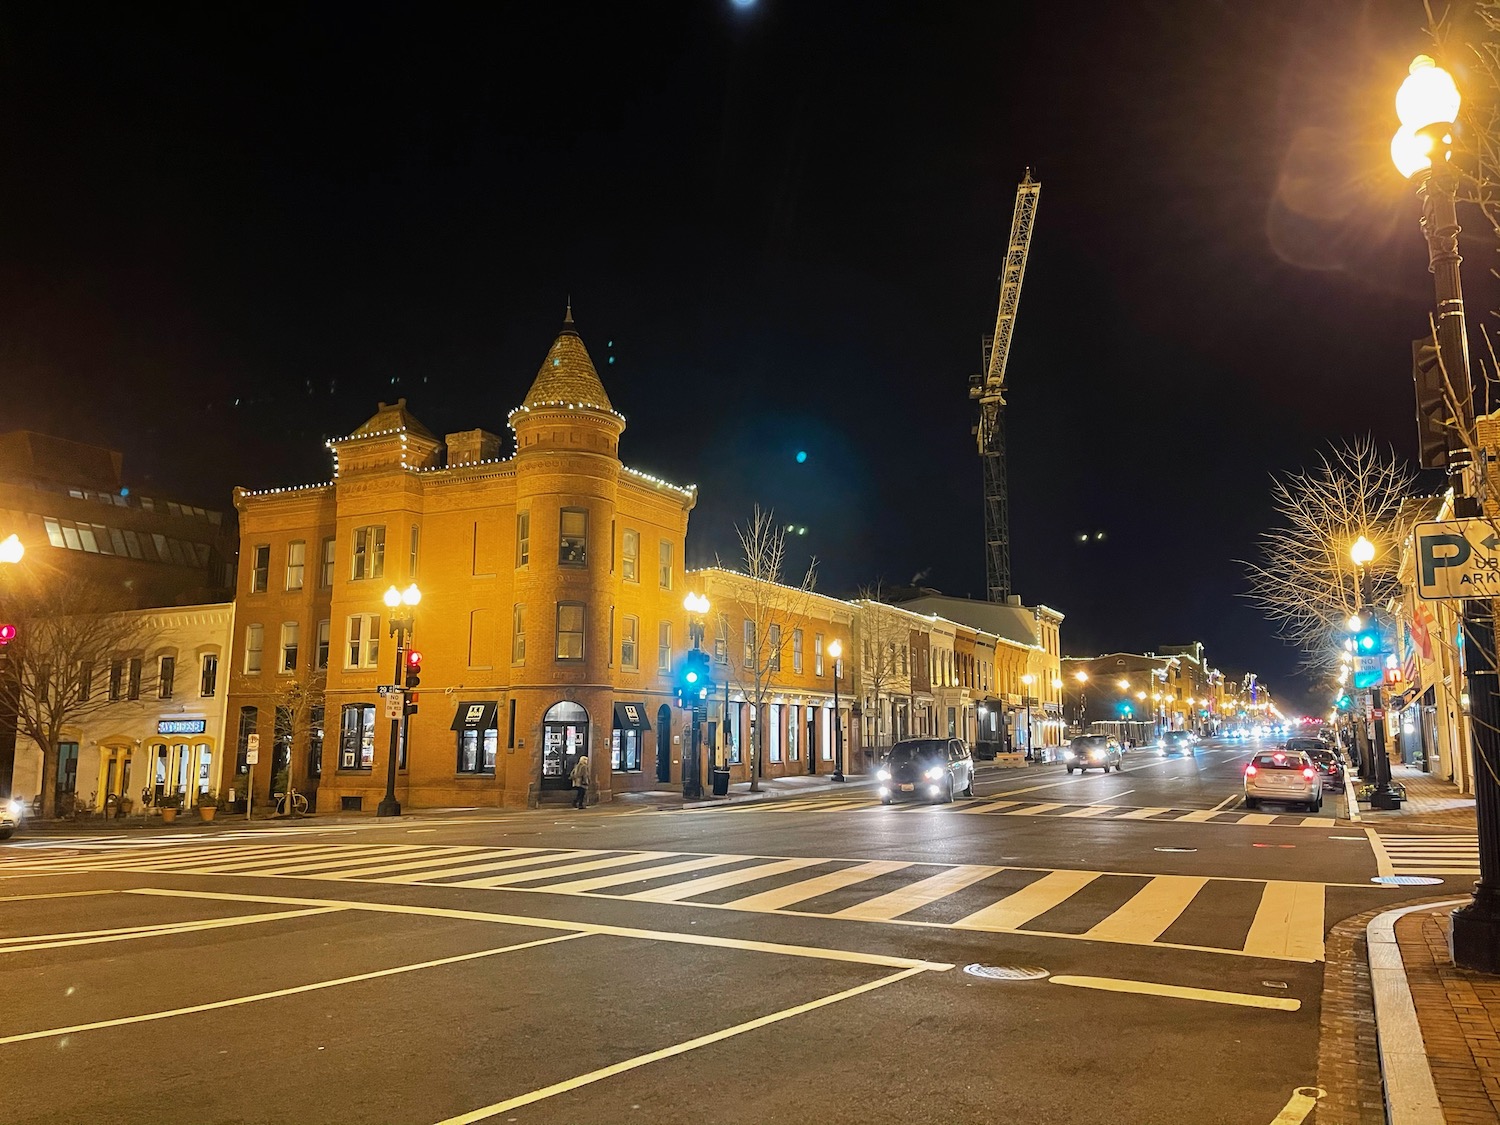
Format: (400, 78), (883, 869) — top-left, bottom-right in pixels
(613, 701), (652, 732)
(450, 700), (499, 732)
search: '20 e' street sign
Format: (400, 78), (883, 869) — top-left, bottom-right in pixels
(1415, 520), (1500, 600)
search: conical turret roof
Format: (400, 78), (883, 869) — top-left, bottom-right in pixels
(522, 310), (614, 413)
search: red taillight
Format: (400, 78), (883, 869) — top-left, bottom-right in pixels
(1302, 767), (1316, 780)
(1245, 764), (1257, 777)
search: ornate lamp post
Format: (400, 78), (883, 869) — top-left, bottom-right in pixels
(682, 592), (710, 799)
(377, 582), (420, 817)
(1391, 55), (1500, 970)
(1073, 670), (1089, 734)
(829, 639), (845, 782)
(1020, 673), (1036, 760)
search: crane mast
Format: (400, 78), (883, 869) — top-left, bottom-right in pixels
(969, 170), (1039, 603)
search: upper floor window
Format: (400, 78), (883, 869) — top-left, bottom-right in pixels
(769, 625), (781, 672)
(320, 537), (336, 587)
(351, 526), (385, 581)
(512, 604), (526, 664)
(200, 654), (218, 698)
(250, 545), (270, 593)
(316, 620), (330, 670)
(516, 511), (530, 567)
(158, 655), (175, 700)
(285, 541), (305, 590)
(714, 614), (729, 665)
(658, 621), (672, 673)
(621, 615), (639, 671)
(622, 529), (639, 582)
(559, 509), (587, 567)
(345, 614), (380, 669)
(78, 661), (93, 702)
(556, 602), (585, 661)
(244, 625), (264, 675)
(659, 540), (673, 589)
(128, 657), (142, 700)
(793, 629), (804, 674)
(743, 620), (755, 668)
(815, 634), (825, 677)
(409, 525), (420, 580)
(109, 659), (124, 701)
(280, 622), (300, 673)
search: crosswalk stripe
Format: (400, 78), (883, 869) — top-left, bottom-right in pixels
(1237, 814), (1281, 826)
(725, 861), (912, 912)
(622, 858), (826, 903)
(535, 854), (749, 895)
(1016, 803), (1066, 816)
(831, 864), (1003, 922)
(382, 849), (585, 884)
(952, 869), (1099, 932)
(1173, 810), (1222, 823)
(6, 843), (335, 872)
(1058, 805), (1115, 818)
(1083, 875), (1208, 944)
(449, 852), (679, 889)
(1242, 881), (1324, 961)
(2, 841), (1333, 962)
(1113, 807), (1174, 820)
(954, 799), (1021, 815)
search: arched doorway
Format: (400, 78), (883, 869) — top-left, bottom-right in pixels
(656, 705), (672, 783)
(541, 701), (589, 792)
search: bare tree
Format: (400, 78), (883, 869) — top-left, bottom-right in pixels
(1244, 438), (1416, 680)
(855, 582), (906, 756)
(269, 669), (327, 810)
(0, 577), (148, 818)
(719, 506), (818, 793)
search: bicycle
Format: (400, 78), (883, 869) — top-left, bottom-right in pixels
(275, 787), (309, 816)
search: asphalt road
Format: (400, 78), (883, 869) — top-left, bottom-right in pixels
(0, 737), (1465, 1124)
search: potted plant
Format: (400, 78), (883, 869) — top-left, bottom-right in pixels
(196, 790), (219, 822)
(158, 789), (182, 824)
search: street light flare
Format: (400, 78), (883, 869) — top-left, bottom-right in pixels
(1396, 55), (1461, 131)
(0, 534), (23, 564)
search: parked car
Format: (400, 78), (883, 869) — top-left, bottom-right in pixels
(877, 739), (975, 804)
(1159, 730), (1196, 757)
(1064, 735), (1122, 774)
(1243, 749), (1323, 812)
(1306, 747), (1344, 787)
(0, 795), (21, 840)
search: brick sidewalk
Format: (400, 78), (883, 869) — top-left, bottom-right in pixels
(1361, 763), (1477, 830)
(1397, 906), (1500, 1123)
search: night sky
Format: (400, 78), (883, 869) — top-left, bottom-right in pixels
(0, 3), (1484, 714)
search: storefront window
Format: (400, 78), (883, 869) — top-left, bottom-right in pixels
(457, 727), (498, 773)
(339, 704), (376, 770)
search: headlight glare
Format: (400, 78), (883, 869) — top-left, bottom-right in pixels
(877, 769), (890, 781)
(924, 766), (944, 780)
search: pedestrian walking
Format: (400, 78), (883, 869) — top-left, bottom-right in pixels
(570, 753), (591, 810)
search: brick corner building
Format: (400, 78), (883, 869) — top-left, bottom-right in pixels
(222, 313), (696, 811)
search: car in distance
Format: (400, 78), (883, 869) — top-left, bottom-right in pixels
(1158, 730), (1196, 757)
(1306, 747), (1344, 787)
(0, 794), (20, 839)
(1243, 749), (1323, 812)
(1064, 735), (1122, 774)
(878, 739), (975, 804)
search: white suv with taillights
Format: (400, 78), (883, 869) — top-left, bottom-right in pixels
(1243, 749), (1323, 813)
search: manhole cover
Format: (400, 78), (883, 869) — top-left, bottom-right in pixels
(962, 963), (1050, 981)
(1372, 875), (1445, 886)
(1154, 847), (1197, 853)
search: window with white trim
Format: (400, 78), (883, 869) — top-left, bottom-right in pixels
(285, 540), (305, 590)
(244, 625), (264, 675)
(345, 614), (381, 669)
(351, 526), (385, 580)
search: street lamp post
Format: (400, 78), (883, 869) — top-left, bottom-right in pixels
(377, 582), (421, 818)
(829, 639), (845, 782)
(1072, 670), (1089, 734)
(1021, 673), (1035, 761)
(682, 593), (710, 800)
(1351, 537), (1401, 808)
(1392, 55), (1500, 971)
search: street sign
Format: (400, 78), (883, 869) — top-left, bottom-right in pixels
(245, 749), (259, 765)
(377, 684), (400, 695)
(246, 734), (260, 751)
(1414, 519), (1500, 599)
(385, 691), (405, 720)
(1354, 655), (1382, 672)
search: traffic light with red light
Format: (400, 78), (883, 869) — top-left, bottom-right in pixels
(0, 624), (16, 646)
(404, 649), (422, 690)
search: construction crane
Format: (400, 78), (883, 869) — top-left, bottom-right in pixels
(969, 170), (1040, 603)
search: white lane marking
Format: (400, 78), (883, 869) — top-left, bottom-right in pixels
(431, 965), (933, 1125)
(0, 888), (117, 903)
(1049, 974), (1300, 1011)
(1344, 766), (1361, 822)
(1366, 828), (1396, 878)
(0, 931), (588, 1045)
(126, 887), (955, 971)
(1211, 794), (1240, 812)
(0, 906), (343, 954)
(1269, 1087), (1325, 1124)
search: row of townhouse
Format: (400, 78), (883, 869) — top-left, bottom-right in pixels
(6, 315), (1064, 811)
(1060, 645), (1275, 742)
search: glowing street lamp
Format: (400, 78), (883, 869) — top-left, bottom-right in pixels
(0, 534), (23, 565)
(377, 582), (422, 817)
(829, 639), (845, 782)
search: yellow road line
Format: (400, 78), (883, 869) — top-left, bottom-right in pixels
(0, 931), (588, 1045)
(1242, 881), (1325, 961)
(1083, 875), (1208, 945)
(952, 869), (1098, 932)
(127, 887), (954, 970)
(1049, 974), (1301, 1011)
(431, 965), (934, 1125)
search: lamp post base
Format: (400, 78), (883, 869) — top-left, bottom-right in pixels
(376, 797), (402, 818)
(1452, 892), (1500, 974)
(831, 771), (845, 783)
(1370, 787), (1404, 810)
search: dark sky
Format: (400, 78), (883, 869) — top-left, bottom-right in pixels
(0, 2), (1484, 714)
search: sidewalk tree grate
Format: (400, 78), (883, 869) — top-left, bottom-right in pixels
(962, 964), (1050, 982)
(1370, 875), (1443, 886)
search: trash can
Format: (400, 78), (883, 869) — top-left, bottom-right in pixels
(711, 768), (730, 797)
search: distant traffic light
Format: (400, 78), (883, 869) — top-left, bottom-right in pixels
(1335, 694), (1353, 712)
(404, 650), (422, 690)
(0, 624), (15, 646)
(677, 649), (712, 708)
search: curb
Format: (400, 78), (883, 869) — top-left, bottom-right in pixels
(1367, 896), (1470, 1125)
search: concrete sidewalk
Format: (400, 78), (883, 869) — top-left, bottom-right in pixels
(1359, 763), (1477, 831)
